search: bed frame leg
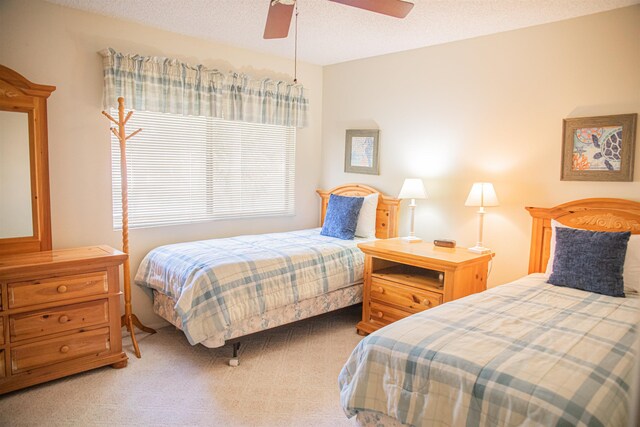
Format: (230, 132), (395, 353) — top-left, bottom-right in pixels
(229, 342), (240, 367)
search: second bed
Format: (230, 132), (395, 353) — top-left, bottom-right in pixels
(135, 184), (400, 350)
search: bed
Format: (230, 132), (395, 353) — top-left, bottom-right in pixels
(339, 198), (640, 427)
(135, 184), (400, 360)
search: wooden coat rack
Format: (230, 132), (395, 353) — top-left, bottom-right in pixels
(102, 97), (156, 358)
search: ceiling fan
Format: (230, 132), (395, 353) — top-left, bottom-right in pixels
(263, 0), (415, 39)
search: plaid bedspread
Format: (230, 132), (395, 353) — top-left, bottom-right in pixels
(136, 228), (369, 346)
(339, 274), (640, 427)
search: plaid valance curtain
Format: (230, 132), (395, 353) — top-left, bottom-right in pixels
(100, 48), (309, 128)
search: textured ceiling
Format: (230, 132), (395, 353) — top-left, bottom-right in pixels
(46, 0), (639, 65)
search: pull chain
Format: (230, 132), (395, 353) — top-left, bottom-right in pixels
(294, 1), (298, 84)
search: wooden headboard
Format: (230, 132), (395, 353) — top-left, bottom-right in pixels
(316, 184), (400, 239)
(526, 198), (640, 273)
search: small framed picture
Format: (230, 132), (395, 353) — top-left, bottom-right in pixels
(561, 113), (637, 181)
(344, 129), (379, 175)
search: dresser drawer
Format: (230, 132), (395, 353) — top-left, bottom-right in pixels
(0, 318), (4, 345)
(11, 327), (111, 374)
(368, 301), (413, 327)
(8, 272), (108, 309)
(9, 300), (109, 342)
(371, 277), (443, 313)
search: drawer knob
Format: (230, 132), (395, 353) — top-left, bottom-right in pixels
(59, 315), (69, 324)
(422, 299), (431, 307)
(57, 285), (68, 294)
(376, 311), (383, 319)
(377, 286), (384, 294)
(60, 345), (70, 354)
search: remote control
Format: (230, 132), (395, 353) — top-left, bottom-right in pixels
(434, 239), (456, 248)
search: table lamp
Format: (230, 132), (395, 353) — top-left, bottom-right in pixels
(465, 182), (499, 254)
(398, 178), (427, 243)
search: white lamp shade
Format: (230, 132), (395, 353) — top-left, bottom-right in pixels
(465, 182), (499, 207)
(398, 178), (427, 199)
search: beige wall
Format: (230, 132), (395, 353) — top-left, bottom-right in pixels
(0, 0), (324, 328)
(322, 6), (640, 287)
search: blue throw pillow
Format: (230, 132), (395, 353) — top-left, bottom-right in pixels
(320, 194), (364, 240)
(548, 227), (630, 297)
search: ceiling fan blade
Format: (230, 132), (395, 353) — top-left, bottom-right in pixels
(328, 0), (414, 18)
(263, 1), (295, 39)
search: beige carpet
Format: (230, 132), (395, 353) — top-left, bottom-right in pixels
(0, 305), (364, 426)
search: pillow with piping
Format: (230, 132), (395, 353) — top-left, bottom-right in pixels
(546, 219), (640, 294)
(320, 194), (364, 240)
(548, 227), (630, 297)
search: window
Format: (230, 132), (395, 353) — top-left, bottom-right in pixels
(111, 110), (295, 229)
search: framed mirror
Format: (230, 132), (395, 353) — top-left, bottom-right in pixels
(0, 65), (55, 255)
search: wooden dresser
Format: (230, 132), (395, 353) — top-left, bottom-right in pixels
(356, 239), (493, 335)
(0, 246), (128, 394)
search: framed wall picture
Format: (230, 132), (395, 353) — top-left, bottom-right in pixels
(561, 113), (637, 181)
(344, 129), (379, 175)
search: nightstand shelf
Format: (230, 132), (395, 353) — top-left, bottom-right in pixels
(373, 264), (444, 291)
(357, 238), (493, 335)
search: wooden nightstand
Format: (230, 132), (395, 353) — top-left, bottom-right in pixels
(356, 239), (493, 335)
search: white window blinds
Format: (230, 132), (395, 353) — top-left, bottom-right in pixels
(111, 110), (295, 229)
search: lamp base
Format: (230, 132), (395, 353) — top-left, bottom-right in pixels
(468, 245), (491, 254)
(401, 236), (422, 243)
